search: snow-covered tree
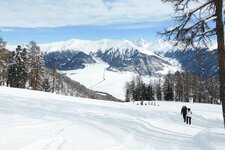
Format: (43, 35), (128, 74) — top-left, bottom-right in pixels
(51, 66), (57, 93)
(0, 37), (6, 50)
(161, 0), (225, 127)
(0, 37), (10, 85)
(27, 41), (45, 90)
(7, 46), (28, 88)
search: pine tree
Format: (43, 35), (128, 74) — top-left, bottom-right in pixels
(28, 41), (45, 90)
(0, 37), (6, 49)
(139, 83), (147, 100)
(125, 81), (135, 102)
(0, 37), (10, 85)
(146, 84), (154, 101)
(125, 89), (130, 102)
(163, 77), (174, 101)
(7, 46), (28, 88)
(174, 71), (184, 101)
(206, 76), (220, 104)
(156, 83), (162, 101)
(42, 78), (51, 92)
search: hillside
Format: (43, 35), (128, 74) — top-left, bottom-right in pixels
(41, 39), (180, 76)
(163, 48), (218, 78)
(0, 86), (225, 150)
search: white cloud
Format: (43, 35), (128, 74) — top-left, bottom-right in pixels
(0, 28), (14, 32)
(0, 0), (174, 27)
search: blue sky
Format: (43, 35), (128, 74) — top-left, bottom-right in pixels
(1, 21), (174, 44)
(0, 0), (175, 45)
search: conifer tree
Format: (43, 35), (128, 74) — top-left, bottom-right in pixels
(28, 41), (45, 90)
(163, 77), (174, 101)
(0, 37), (6, 49)
(156, 83), (162, 101)
(7, 46), (28, 88)
(146, 84), (154, 101)
(174, 71), (184, 101)
(0, 37), (9, 85)
(42, 78), (51, 92)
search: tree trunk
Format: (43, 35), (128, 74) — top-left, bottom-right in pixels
(215, 0), (225, 128)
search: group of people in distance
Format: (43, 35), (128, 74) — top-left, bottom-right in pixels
(181, 106), (192, 125)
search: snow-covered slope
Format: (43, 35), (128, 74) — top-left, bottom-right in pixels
(40, 39), (181, 100)
(61, 59), (140, 100)
(0, 86), (225, 150)
(61, 58), (173, 100)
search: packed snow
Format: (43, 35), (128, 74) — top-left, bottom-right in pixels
(0, 86), (225, 150)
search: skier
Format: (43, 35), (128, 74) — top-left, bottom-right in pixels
(186, 108), (192, 125)
(181, 105), (187, 122)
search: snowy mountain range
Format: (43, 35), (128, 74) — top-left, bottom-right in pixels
(41, 39), (180, 76)
(164, 48), (218, 78)
(6, 39), (218, 100)
(38, 39), (219, 99)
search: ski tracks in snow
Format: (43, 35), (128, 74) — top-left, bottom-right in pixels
(0, 87), (225, 150)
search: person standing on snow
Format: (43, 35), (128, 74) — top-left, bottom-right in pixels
(186, 108), (192, 125)
(181, 106), (187, 122)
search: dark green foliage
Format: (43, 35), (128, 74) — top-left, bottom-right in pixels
(163, 78), (174, 101)
(42, 78), (51, 92)
(7, 46), (28, 88)
(125, 71), (219, 104)
(125, 76), (155, 101)
(125, 89), (130, 102)
(156, 83), (162, 101)
(146, 85), (155, 101)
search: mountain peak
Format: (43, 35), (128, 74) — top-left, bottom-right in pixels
(40, 39), (167, 56)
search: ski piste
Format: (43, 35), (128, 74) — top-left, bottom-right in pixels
(0, 86), (224, 150)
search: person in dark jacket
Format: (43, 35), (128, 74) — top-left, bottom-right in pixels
(181, 106), (187, 122)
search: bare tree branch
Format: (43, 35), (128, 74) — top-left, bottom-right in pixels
(160, 0), (225, 128)
(160, 0), (216, 49)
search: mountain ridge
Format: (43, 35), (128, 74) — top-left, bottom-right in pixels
(41, 39), (180, 76)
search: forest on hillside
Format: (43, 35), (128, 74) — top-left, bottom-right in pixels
(125, 72), (219, 104)
(0, 37), (120, 102)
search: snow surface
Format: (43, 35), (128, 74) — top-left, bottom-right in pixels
(61, 59), (162, 100)
(61, 60), (138, 100)
(0, 86), (225, 150)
